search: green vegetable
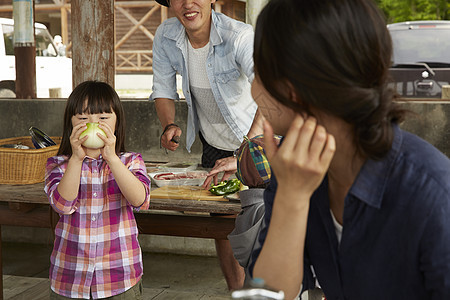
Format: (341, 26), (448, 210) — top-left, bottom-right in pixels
(209, 178), (241, 196)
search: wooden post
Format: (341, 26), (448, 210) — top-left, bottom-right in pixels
(60, 3), (69, 56)
(71, 0), (115, 88)
(442, 85), (450, 100)
(14, 47), (36, 99)
(246, 0), (269, 28)
(13, 0), (36, 99)
(49, 87), (62, 98)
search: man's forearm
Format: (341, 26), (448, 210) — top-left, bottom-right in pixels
(155, 98), (176, 128)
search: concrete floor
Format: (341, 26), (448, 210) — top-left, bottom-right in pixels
(2, 241), (231, 299)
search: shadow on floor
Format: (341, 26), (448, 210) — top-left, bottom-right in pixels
(2, 242), (230, 299)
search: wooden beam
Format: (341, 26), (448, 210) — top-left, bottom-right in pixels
(0, 1), (156, 12)
(60, 6), (69, 54)
(134, 213), (236, 240)
(71, 0), (115, 87)
(0, 3), (70, 12)
(0, 205), (52, 228)
(115, 1), (158, 8)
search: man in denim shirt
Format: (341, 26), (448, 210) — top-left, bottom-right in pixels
(150, 0), (262, 290)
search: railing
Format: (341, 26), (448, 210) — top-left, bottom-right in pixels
(116, 50), (153, 72)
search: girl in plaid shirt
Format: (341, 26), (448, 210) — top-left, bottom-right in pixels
(45, 81), (151, 299)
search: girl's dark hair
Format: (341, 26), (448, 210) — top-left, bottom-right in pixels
(254, 0), (406, 160)
(57, 81), (126, 156)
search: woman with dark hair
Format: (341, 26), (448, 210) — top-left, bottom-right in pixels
(248, 0), (450, 299)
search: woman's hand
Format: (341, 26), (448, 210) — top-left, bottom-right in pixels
(98, 122), (118, 162)
(253, 116), (335, 299)
(202, 156), (237, 189)
(264, 115), (335, 204)
(70, 123), (88, 161)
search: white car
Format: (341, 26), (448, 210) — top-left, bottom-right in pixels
(388, 20), (450, 98)
(0, 17), (72, 98)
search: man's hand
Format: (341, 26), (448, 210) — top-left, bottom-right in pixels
(160, 126), (182, 151)
(155, 98), (180, 151)
(202, 156), (237, 189)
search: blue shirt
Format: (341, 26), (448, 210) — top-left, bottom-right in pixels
(150, 10), (257, 152)
(249, 126), (450, 299)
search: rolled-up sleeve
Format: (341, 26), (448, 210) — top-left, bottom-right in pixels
(150, 24), (179, 101)
(45, 156), (79, 215)
(127, 153), (151, 211)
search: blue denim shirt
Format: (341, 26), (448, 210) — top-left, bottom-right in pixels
(150, 10), (257, 152)
(249, 126), (450, 299)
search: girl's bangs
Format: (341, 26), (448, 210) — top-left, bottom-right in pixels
(72, 87), (116, 116)
(82, 96), (113, 114)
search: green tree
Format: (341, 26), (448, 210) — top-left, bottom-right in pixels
(376, 0), (450, 23)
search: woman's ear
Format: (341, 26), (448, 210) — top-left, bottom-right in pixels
(285, 80), (300, 104)
(290, 89), (298, 103)
(284, 80), (310, 119)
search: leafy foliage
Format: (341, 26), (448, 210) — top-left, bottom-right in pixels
(375, 0), (450, 23)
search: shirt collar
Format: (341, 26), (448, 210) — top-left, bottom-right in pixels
(348, 125), (403, 209)
(209, 10), (223, 46)
(83, 154), (104, 162)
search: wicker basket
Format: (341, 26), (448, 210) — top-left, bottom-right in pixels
(0, 136), (62, 185)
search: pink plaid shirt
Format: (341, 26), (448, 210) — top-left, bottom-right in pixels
(45, 152), (151, 299)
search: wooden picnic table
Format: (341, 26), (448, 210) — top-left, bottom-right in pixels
(0, 182), (241, 300)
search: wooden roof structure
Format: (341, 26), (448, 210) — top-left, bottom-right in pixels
(0, 0), (246, 73)
(0, 0), (253, 97)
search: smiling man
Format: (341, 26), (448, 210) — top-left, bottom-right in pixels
(150, 0), (262, 291)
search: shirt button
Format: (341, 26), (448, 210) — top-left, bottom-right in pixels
(208, 63), (211, 67)
(92, 216), (96, 221)
(93, 192), (97, 197)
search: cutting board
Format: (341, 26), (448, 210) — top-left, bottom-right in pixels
(150, 185), (228, 201)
